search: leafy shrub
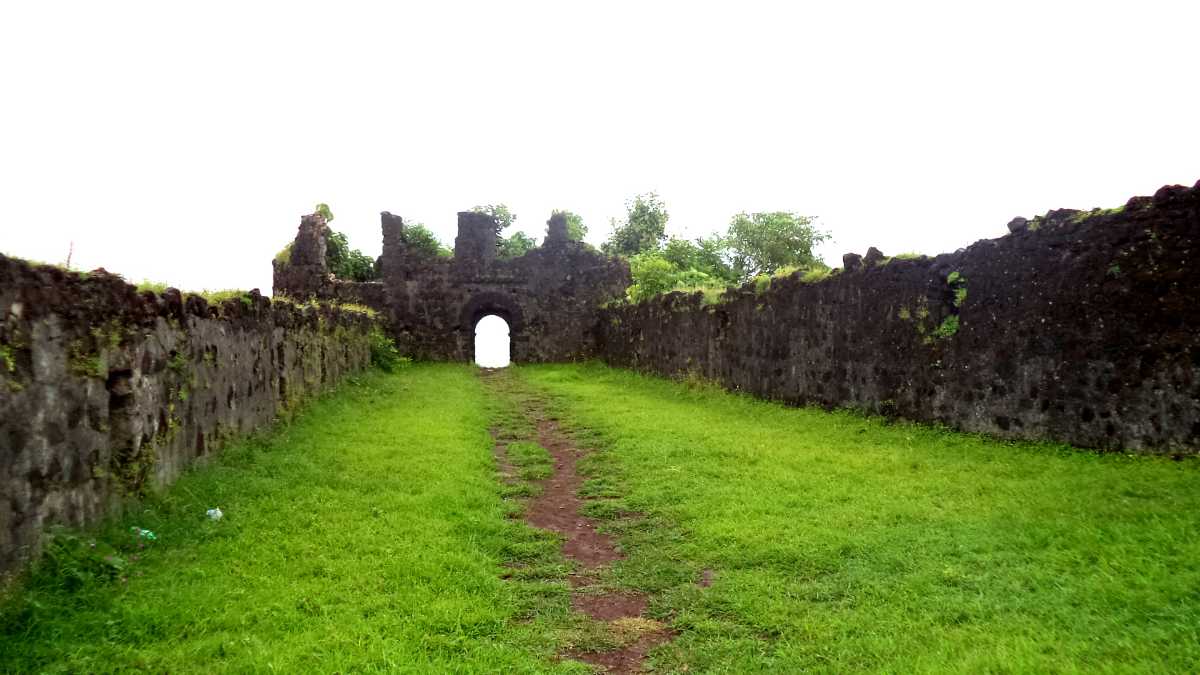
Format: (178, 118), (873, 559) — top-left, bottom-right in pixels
(627, 252), (678, 302)
(40, 530), (126, 590)
(325, 229), (378, 282)
(403, 223), (452, 258)
(753, 273), (773, 294)
(273, 242), (294, 266)
(369, 329), (409, 372)
(33, 526), (156, 593)
(498, 232), (536, 259)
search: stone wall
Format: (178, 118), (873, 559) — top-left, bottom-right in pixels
(0, 255), (378, 577)
(596, 182), (1200, 453)
(274, 211), (630, 362)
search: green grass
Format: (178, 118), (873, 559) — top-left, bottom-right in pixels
(1, 365), (584, 674)
(274, 241), (294, 266)
(507, 442), (554, 482)
(670, 284), (728, 305)
(800, 267), (833, 283)
(134, 280), (170, 294)
(6, 361), (1199, 672)
(517, 363), (1200, 673)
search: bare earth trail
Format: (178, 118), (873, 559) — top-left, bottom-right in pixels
(481, 369), (673, 673)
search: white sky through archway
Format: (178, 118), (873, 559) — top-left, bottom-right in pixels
(475, 315), (510, 368)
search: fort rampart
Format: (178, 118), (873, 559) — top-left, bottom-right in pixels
(0, 257), (377, 576)
(596, 183), (1200, 453)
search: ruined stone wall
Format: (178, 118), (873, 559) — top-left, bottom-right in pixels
(597, 182), (1200, 453)
(0, 255), (378, 577)
(275, 211), (630, 362)
(382, 243), (629, 362)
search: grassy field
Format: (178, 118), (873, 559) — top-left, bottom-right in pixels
(0, 365), (582, 674)
(519, 364), (1200, 673)
(4, 361), (1198, 673)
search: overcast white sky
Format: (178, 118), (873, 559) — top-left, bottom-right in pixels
(2, 1), (1197, 294)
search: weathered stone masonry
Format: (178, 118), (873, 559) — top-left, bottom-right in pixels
(597, 182), (1200, 453)
(0, 257), (378, 577)
(8, 182), (1191, 579)
(274, 185), (1198, 454)
(274, 211), (630, 362)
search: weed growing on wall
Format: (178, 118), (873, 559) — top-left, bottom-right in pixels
(800, 267), (832, 283)
(925, 271), (967, 341)
(947, 271), (968, 308)
(1070, 205), (1125, 224)
(934, 315), (960, 339)
(135, 280), (170, 294)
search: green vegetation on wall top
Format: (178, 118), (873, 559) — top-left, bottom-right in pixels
(601, 192), (831, 306)
(551, 209), (588, 242)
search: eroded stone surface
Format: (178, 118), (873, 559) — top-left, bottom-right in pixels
(0, 258), (377, 577)
(597, 182), (1200, 453)
(274, 211), (630, 363)
(274, 184), (1200, 453)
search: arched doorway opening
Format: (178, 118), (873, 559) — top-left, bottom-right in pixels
(474, 314), (511, 368)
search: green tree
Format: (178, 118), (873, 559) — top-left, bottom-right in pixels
(498, 231), (537, 259)
(726, 211), (828, 280)
(325, 229), (378, 281)
(314, 203), (335, 223)
(403, 223), (452, 258)
(662, 236), (736, 284)
(552, 209), (588, 241)
(602, 192), (669, 257)
(626, 251), (678, 302)
(674, 267), (713, 287)
(306, 202), (380, 281)
(470, 204), (516, 235)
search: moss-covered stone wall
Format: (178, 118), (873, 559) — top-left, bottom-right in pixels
(0, 257), (378, 578)
(273, 211), (631, 363)
(597, 182), (1200, 454)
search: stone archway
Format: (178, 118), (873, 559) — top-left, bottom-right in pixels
(474, 315), (511, 367)
(460, 292), (525, 363)
(274, 210), (631, 362)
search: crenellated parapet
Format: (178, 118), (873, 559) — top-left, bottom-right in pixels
(597, 180), (1200, 454)
(272, 206), (631, 362)
(453, 211), (500, 264)
(272, 212), (332, 299)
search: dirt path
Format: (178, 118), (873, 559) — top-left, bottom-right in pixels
(483, 370), (672, 673)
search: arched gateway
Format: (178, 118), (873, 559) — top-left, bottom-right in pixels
(473, 314), (511, 368)
(272, 210), (630, 363)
